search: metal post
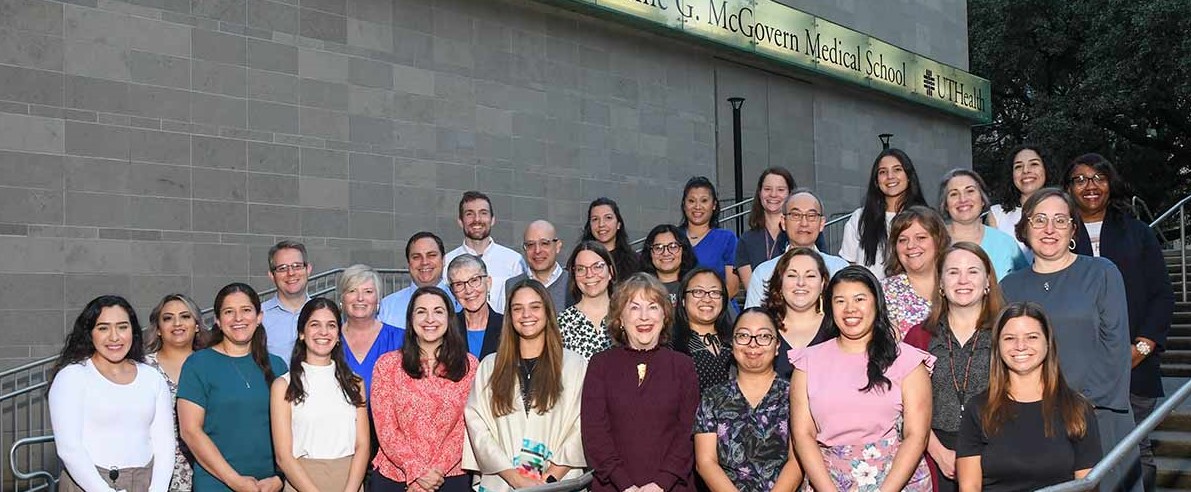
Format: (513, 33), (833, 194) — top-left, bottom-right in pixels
(1182, 206), (1186, 302)
(728, 97), (745, 233)
(879, 133), (893, 150)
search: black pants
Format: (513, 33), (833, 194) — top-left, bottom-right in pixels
(369, 471), (471, 492)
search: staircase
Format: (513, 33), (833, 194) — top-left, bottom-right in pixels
(1155, 249), (1191, 490)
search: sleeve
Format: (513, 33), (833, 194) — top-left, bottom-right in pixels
(270, 354), (289, 377)
(148, 372), (177, 492)
(175, 354), (208, 408)
(461, 360), (510, 474)
(789, 347), (808, 372)
(1095, 261), (1132, 409)
(744, 263), (767, 308)
(1137, 223), (1174, 348)
(734, 231), (752, 269)
(721, 232), (738, 270)
(889, 343), (936, 380)
(838, 209), (862, 262)
(954, 396), (985, 458)
(371, 354), (424, 480)
(1010, 245), (1030, 273)
(48, 367), (118, 492)
(429, 357), (477, 475)
(580, 356), (636, 491)
(1073, 405), (1103, 470)
(655, 357), (700, 490)
(549, 356), (588, 468)
(693, 389), (718, 434)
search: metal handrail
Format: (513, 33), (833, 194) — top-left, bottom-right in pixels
(1148, 195), (1191, 302)
(628, 198), (756, 247)
(1132, 196), (1157, 224)
(9, 435), (55, 492)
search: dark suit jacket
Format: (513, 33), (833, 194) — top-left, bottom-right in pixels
(1074, 209), (1173, 397)
(456, 306), (503, 361)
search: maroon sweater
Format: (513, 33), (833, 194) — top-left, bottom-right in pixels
(581, 346), (700, 492)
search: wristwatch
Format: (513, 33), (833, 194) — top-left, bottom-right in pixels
(1135, 340), (1153, 356)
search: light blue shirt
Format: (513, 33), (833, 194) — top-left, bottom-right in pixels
(979, 225), (1031, 280)
(261, 295), (308, 365)
(745, 247), (849, 308)
(377, 281), (461, 329)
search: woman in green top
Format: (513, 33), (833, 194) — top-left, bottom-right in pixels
(178, 283), (289, 492)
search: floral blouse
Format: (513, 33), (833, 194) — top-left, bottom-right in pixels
(694, 378), (791, 491)
(558, 305), (611, 360)
(144, 353), (193, 492)
(881, 274), (931, 338)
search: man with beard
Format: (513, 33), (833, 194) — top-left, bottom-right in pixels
(378, 231), (460, 328)
(444, 191), (523, 314)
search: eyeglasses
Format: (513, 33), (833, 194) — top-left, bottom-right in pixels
(1070, 174), (1107, 188)
(573, 262), (608, 277)
(1027, 214), (1074, 230)
(650, 242), (681, 255)
(733, 332), (775, 346)
(522, 238), (560, 251)
(449, 274), (488, 292)
(784, 211), (823, 222)
(272, 262), (307, 274)
(685, 289), (725, 300)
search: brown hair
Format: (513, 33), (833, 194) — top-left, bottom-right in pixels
(762, 247), (829, 329)
(922, 243), (1005, 336)
(608, 273), (674, 347)
(981, 302), (1090, 439)
(488, 279), (566, 417)
(884, 206), (951, 277)
(145, 293), (212, 353)
(284, 298), (365, 407)
(1014, 187), (1083, 246)
(747, 167), (796, 230)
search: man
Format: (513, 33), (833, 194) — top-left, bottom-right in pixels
(444, 191), (523, 314)
(505, 220), (571, 311)
(448, 254), (502, 360)
(745, 189), (849, 308)
(262, 240), (312, 363)
(379, 232), (460, 328)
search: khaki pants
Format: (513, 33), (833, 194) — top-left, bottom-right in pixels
(60, 461), (153, 492)
(284, 456), (361, 492)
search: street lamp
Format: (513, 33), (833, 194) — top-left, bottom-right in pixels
(879, 133), (893, 150)
(728, 97), (745, 232)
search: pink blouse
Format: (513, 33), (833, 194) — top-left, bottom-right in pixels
(790, 341), (935, 447)
(371, 351), (478, 485)
(882, 274), (931, 337)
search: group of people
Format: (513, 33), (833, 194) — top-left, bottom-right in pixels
(46, 146), (1171, 492)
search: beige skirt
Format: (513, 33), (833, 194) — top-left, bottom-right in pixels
(284, 455), (361, 492)
(59, 461), (153, 492)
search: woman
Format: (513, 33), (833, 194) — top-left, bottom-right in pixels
(672, 267), (735, 390)
(582, 273), (701, 492)
(921, 243), (1005, 492)
(791, 266), (934, 492)
(1067, 154), (1173, 489)
(145, 293), (212, 491)
(582, 197), (641, 282)
(640, 224), (698, 302)
(370, 287), (477, 492)
(49, 295), (174, 492)
(449, 254), (504, 359)
(737, 167), (795, 288)
(882, 206), (951, 339)
(558, 241), (616, 360)
(938, 169), (1029, 280)
(271, 298), (369, 492)
(338, 264), (403, 394)
(695, 308), (802, 492)
(680, 176), (740, 298)
(763, 247), (830, 379)
(956, 302), (1102, 491)
(463, 279), (588, 491)
(839, 148), (928, 280)
(178, 283), (288, 492)
(989, 145), (1054, 254)
(999, 187), (1140, 492)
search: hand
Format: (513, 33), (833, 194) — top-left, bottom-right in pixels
(638, 483), (664, 492)
(258, 476), (283, 492)
(416, 469), (445, 491)
(228, 475), (259, 492)
(505, 473), (546, 489)
(929, 446), (957, 479)
(1132, 337), (1155, 369)
(622, 487), (639, 492)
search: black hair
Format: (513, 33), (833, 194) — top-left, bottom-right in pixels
(999, 144), (1057, 213)
(1062, 153), (1133, 215)
(50, 295), (145, 382)
(401, 286), (469, 381)
(639, 224), (697, 281)
(208, 283), (277, 385)
(581, 197), (639, 282)
(406, 231), (446, 259)
(821, 266), (899, 393)
(858, 149), (926, 266)
(285, 298), (365, 407)
(565, 240), (617, 302)
(671, 267), (734, 356)
(679, 176), (722, 229)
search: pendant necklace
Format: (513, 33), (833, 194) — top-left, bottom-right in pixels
(230, 359), (251, 389)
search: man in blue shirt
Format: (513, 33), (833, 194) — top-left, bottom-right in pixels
(378, 232), (459, 328)
(261, 240), (311, 363)
(745, 189), (849, 307)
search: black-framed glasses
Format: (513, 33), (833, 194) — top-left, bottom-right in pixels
(650, 242), (681, 255)
(685, 289), (725, 300)
(1070, 174), (1107, 188)
(272, 262), (307, 274)
(1027, 214), (1073, 230)
(573, 262), (608, 277)
(449, 274), (488, 292)
(784, 211), (822, 222)
(733, 332), (775, 346)
(522, 238), (560, 251)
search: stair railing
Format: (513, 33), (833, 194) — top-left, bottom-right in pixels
(628, 198), (754, 247)
(1148, 194), (1191, 302)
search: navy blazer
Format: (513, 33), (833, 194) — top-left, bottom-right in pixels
(1074, 209), (1173, 397)
(456, 307), (503, 361)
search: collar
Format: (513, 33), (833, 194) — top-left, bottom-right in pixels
(784, 243), (822, 254)
(460, 237), (496, 256)
(264, 294), (309, 313)
(523, 262), (564, 286)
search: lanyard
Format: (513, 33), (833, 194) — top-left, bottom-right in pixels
(946, 329), (980, 413)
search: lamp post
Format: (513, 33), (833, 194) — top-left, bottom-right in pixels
(729, 97), (745, 232)
(879, 133), (893, 150)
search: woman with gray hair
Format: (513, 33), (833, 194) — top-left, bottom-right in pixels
(938, 168), (1029, 280)
(144, 293), (212, 491)
(448, 254), (503, 360)
(338, 264), (403, 393)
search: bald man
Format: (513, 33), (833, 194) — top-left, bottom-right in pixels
(745, 189), (849, 308)
(505, 220), (571, 311)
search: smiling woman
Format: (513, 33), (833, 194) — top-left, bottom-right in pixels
(882, 206), (951, 339)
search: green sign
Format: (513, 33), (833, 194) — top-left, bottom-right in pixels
(542, 0), (992, 123)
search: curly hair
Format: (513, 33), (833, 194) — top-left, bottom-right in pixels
(51, 295), (145, 382)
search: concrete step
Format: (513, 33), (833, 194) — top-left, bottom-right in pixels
(1158, 412), (1191, 433)
(1153, 430), (1191, 457)
(1169, 337), (1191, 350)
(1162, 364), (1191, 378)
(1164, 351), (1191, 364)
(1157, 457), (1191, 489)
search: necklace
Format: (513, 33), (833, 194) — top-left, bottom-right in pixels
(946, 329), (980, 412)
(230, 359), (251, 389)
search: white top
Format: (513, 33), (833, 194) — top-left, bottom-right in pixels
(1086, 221), (1103, 257)
(988, 204), (1030, 256)
(745, 246), (849, 308)
(48, 360), (174, 492)
(837, 208), (895, 280)
(282, 362), (359, 460)
(445, 238), (525, 315)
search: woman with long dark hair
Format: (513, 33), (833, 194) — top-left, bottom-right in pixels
(988, 145), (1055, 254)
(737, 167), (795, 288)
(763, 247), (830, 379)
(463, 279), (588, 491)
(680, 176), (740, 298)
(178, 283), (288, 492)
(144, 293), (212, 491)
(791, 266), (934, 492)
(582, 197), (640, 283)
(838, 149), (928, 280)
(671, 267), (734, 390)
(370, 287), (477, 492)
(640, 224), (698, 302)
(558, 241), (617, 359)
(50, 295), (174, 492)
(270, 298), (369, 492)
(956, 303), (1102, 491)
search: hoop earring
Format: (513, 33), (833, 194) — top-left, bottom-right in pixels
(1069, 239), (1076, 251)
(984, 285), (990, 295)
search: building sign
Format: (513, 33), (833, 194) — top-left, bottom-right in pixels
(542, 0), (992, 123)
